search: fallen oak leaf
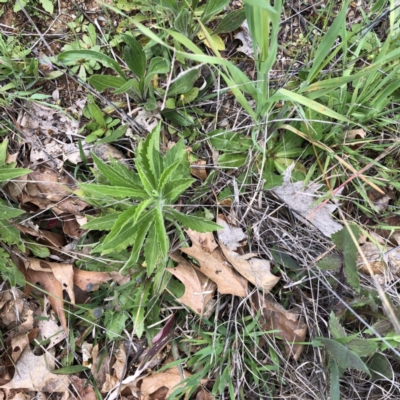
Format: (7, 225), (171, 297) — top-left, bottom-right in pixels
(219, 243), (279, 292)
(0, 346), (69, 392)
(252, 292), (307, 360)
(73, 267), (111, 292)
(181, 230), (247, 297)
(168, 252), (216, 315)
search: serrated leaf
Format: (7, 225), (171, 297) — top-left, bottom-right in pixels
(329, 312), (347, 340)
(146, 123), (162, 181)
(163, 139), (188, 169)
(314, 337), (370, 374)
(82, 213), (119, 231)
(136, 163), (156, 195)
(166, 208), (222, 232)
(163, 178), (195, 202)
(79, 183), (147, 199)
(332, 224), (360, 292)
(106, 311), (129, 340)
(144, 224), (160, 276)
(0, 219), (24, 251)
(158, 160), (181, 191)
(0, 168), (31, 181)
(214, 8), (246, 34)
(88, 75), (126, 92)
(110, 158), (143, 187)
(92, 153), (142, 189)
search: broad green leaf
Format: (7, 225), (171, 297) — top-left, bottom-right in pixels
(87, 98), (105, 126)
(332, 225), (360, 292)
(329, 312), (347, 340)
(39, 0), (54, 14)
(214, 8), (246, 34)
(58, 50), (126, 78)
(82, 213), (119, 231)
(317, 253), (342, 270)
(348, 338), (378, 357)
(110, 158), (143, 187)
(161, 109), (194, 126)
(167, 69), (199, 97)
(0, 203), (24, 219)
(133, 198), (154, 223)
(146, 123), (162, 182)
(123, 35), (146, 79)
(136, 131), (157, 188)
(163, 139), (187, 169)
(174, 8), (191, 36)
(307, 0), (351, 83)
(218, 153), (247, 168)
(79, 183), (147, 199)
(314, 337), (370, 374)
(88, 75), (126, 92)
(26, 242), (50, 258)
(154, 204), (168, 261)
(368, 353), (393, 380)
(208, 130), (252, 152)
(136, 163), (156, 195)
(97, 124), (128, 144)
(166, 208), (222, 232)
(201, 0), (229, 23)
(144, 57), (170, 89)
(277, 89), (353, 124)
(163, 178), (195, 202)
(0, 168), (31, 181)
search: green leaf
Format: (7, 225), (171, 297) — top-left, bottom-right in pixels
(82, 213), (119, 231)
(106, 311), (129, 340)
(313, 337), (370, 374)
(201, 0), (229, 23)
(39, 0), (54, 13)
(87, 98), (105, 126)
(168, 69), (199, 97)
(214, 8), (246, 34)
(0, 168), (31, 181)
(348, 338), (378, 358)
(329, 312), (347, 340)
(154, 204), (169, 261)
(79, 183), (147, 199)
(329, 358), (341, 400)
(0, 203), (24, 219)
(163, 178), (195, 202)
(208, 130), (252, 152)
(174, 8), (191, 36)
(218, 153), (246, 168)
(144, 224), (160, 276)
(332, 224), (360, 292)
(166, 208), (222, 232)
(317, 253), (342, 270)
(52, 365), (89, 374)
(158, 160), (181, 192)
(88, 75), (126, 92)
(123, 213), (153, 270)
(132, 280), (151, 338)
(0, 219), (24, 251)
(144, 57), (170, 89)
(307, 0), (350, 83)
(0, 139), (7, 166)
(92, 153), (141, 189)
(163, 139), (187, 169)
(368, 353), (393, 380)
(122, 35), (146, 77)
(58, 50), (126, 79)
(161, 109), (194, 126)
(26, 242), (50, 258)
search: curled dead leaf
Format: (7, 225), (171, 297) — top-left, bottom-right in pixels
(252, 293), (307, 360)
(168, 252), (216, 315)
(190, 159), (207, 181)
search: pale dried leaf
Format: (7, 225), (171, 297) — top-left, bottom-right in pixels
(38, 305), (67, 350)
(346, 129), (366, 140)
(220, 244), (279, 292)
(216, 217), (247, 250)
(186, 229), (218, 253)
(109, 271), (130, 286)
(168, 252), (216, 315)
(181, 230), (247, 297)
(0, 347), (69, 392)
(252, 293), (307, 360)
(82, 342), (93, 367)
(140, 367), (192, 400)
(91, 344), (109, 390)
(234, 22), (254, 58)
(272, 164), (342, 237)
(10, 334), (29, 363)
(133, 108), (160, 132)
(190, 159), (207, 181)
(93, 143), (129, 167)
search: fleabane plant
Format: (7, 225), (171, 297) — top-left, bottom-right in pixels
(80, 123), (221, 275)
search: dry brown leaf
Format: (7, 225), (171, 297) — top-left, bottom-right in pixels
(62, 216), (85, 239)
(73, 268), (111, 292)
(346, 129), (366, 140)
(100, 342), (127, 393)
(91, 344), (108, 390)
(190, 159), (207, 181)
(181, 230), (247, 297)
(252, 293), (307, 360)
(9, 334), (29, 363)
(168, 252), (216, 315)
(186, 229), (218, 253)
(139, 367), (192, 400)
(10, 167), (88, 215)
(92, 143), (129, 166)
(0, 346), (69, 392)
(196, 388), (214, 400)
(220, 243), (279, 292)
(17, 224), (66, 249)
(69, 376), (96, 400)
(216, 217), (247, 251)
